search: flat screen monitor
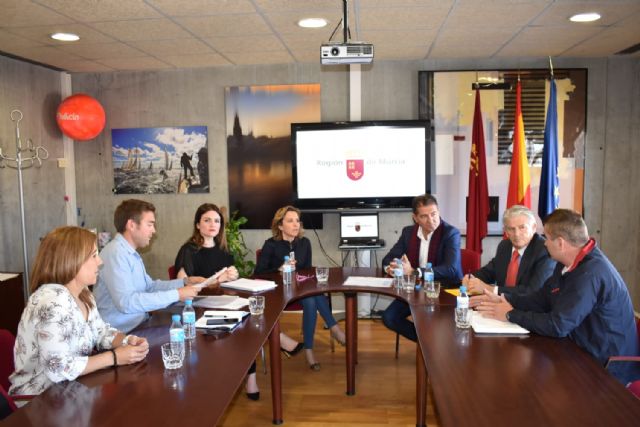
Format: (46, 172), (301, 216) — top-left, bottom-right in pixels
(340, 213), (379, 244)
(291, 120), (431, 211)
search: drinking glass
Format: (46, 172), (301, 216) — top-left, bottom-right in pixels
(161, 342), (184, 369)
(401, 273), (415, 292)
(425, 281), (441, 299)
(455, 308), (471, 329)
(248, 295), (265, 315)
(315, 267), (329, 285)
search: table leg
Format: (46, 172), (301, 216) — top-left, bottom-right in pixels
(416, 345), (427, 427)
(269, 321), (283, 425)
(345, 292), (357, 395)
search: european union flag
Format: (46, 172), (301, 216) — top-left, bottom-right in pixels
(538, 78), (560, 219)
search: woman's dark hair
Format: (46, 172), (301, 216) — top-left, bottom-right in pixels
(189, 203), (228, 251)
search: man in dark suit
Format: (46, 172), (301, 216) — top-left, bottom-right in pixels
(472, 209), (639, 385)
(464, 205), (555, 297)
(381, 194), (463, 342)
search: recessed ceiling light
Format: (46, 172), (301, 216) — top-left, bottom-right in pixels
(569, 12), (601, 23)
(50, 32), (80, 42)
(298, 18), (327, 28)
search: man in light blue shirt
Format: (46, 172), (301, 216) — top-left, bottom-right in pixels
(95, 199), (204, 332)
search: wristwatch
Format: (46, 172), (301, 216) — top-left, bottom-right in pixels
(122, 335), (132, 346)
(505, 311), (512, 322)
(183, 277), (188, 285)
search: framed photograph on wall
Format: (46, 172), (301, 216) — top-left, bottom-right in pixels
(225, 84), (323, 229)
(111, 126), (209, 194)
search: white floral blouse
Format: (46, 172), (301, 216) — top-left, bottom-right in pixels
(9, 284), (118, 396)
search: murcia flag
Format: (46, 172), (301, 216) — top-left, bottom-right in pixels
(347, 159), (364, 181)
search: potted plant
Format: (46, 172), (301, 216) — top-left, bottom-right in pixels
(225, 210), (256, 277)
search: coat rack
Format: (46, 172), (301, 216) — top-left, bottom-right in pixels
(0, 110), (49, 302)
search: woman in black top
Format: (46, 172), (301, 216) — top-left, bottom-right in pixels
(255, 206), (345, 370)
(175, 203), (301, 400)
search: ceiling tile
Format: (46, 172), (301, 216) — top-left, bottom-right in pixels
(225, 50), (294, 65)
(147, 0), (256, 16)
(372, 44), (430, 60)
(0, 30), (46, 50)
(532, 0), (640, 26)
(0, 1), (72, 27)
(131, 38), (213, 56)
(563, 25), (640, 56)
(6, 23), (116, 45)
(358, 0), (453, 7)
(359, 29), (437, 46)
(91, 19), (193, 42)
(496, 25), (602, 57)
(96, 56), (173, 71)
(34, 0), (161, 22)
(445, 0), (550, 28)
(282, 35), (344, 55)
(253, 0), (346, 12)
(6, 45), (83, 64)
(359, 6), (451, 30)
(289, 49), (321, 63)
(176, 14), (272, 37)
(204, 35), (286, 54)
(163, 53), (233, 68)
(55, 59), (115, 73)
(265, 11), (339, 36)
(430, 27), (517, 58)
(56, 42), (146, 60)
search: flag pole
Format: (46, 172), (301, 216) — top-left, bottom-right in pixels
(548, 56), (554, 77)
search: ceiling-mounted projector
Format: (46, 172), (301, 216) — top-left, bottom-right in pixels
(321, 43), (374, 65)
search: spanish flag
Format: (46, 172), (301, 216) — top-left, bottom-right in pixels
(506, 79), (531, 208)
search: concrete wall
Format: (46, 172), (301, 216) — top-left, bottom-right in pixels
(0, 55), (66, 282)
(1, 54), (638, 308)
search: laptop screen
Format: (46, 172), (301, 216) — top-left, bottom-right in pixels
(340, 213), (379, 241)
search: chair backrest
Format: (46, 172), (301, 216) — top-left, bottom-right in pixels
(255, 249), (262, 264)
(0, 329), (15, 392)
(460, 249), (481, 275)
(168, 265), (177, 280)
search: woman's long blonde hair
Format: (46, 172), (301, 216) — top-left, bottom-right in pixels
(30, 226), (97, 309)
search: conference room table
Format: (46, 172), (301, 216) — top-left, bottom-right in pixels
(4, 267), (640, 426)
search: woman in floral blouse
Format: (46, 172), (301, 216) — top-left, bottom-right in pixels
(9, 226), (149, 397)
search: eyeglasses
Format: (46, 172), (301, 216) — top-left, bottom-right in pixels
(295, 272), (315, 282)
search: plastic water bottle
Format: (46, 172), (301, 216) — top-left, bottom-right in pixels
(282, 255), (293, 286)
(455, 285), (471, 328)
(423, 262), (434, 286)
(182, 299), (196, 340)
(170, 314), (185, 353)
(289, 251), (296, 271)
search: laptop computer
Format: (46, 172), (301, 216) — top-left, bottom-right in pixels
(339, 213), (382, 248)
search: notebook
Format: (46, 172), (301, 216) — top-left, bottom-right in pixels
(339, 213), (381, 247)
(470, 311), (529, 334)
(220, 278), (277, 293)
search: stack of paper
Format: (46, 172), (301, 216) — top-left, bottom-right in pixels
(470, 311), (529, 334)
(193, 295), (249, 310)
(195, 310), (249, 330)
(220, 278), (277, 293)
(343, 276), (393, 288)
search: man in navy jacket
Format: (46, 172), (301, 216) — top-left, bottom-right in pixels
(472, 209), (639, 385)
(381, 194), (463, 342)
(464, 205), (556, 297)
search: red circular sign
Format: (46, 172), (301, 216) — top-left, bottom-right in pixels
(56, 94), (106, 141)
